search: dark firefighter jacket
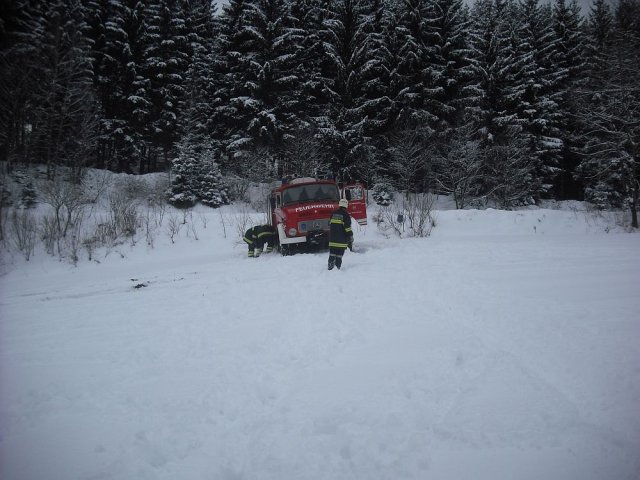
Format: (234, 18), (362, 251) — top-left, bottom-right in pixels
(244, 225), (276, 248)
(328, 207), (353, 249)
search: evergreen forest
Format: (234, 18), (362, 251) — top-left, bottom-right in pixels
(1, 0), (639, 223)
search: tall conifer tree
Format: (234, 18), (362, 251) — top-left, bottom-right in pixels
(517, 0), (563, 195)
(550, 0), (585, 198)
(142, 0), (190, 171)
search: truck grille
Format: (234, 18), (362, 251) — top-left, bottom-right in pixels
(298, 218), (329, 233)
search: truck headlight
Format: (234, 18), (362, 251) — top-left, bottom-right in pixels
(288, 227), (297, 236)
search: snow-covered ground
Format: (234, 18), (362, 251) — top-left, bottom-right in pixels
(1, 201), (639, 480)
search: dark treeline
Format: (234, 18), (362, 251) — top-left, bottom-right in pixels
(0, 0), (638, 218)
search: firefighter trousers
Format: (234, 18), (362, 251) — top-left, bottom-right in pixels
(328, 246), (346, 270)
(245, 240), (274, 257)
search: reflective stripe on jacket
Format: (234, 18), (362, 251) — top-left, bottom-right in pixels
(328, 207), (353, 249)
(244, 225), (276, 247)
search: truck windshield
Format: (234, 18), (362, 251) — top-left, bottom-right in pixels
(282, 183), (339, 205)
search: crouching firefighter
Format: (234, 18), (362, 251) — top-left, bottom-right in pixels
(243, 224), (276, 258)
(328, 199), (353, 270)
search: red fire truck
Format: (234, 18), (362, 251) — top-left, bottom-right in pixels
(267, 177), (368, 254)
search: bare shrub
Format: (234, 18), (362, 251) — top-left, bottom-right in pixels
(0, 199), (8, 245)
(147, 177), (169, 227)
(181, 207), (192, 225)
(376, 204), (405, 237)
(9, 209), (37, 260)
(115, 174), (169, 205)
(218, 210), (229, 238)
(167, 213), (182, 243)
(198, 212), (208, 229)
(152, 201), (167, 227)
(84, 170), (113, 204)
(64, 212), (85, 265)
(38, 175), (88, 238)
(216, 206), (254, 241)
(232, 206), (254, 241)
(404, 193), (436, 237)
(375, 193), (435, 238)
(40, 214), (59, 255)
(108, 192), (139, 238)
(188, 220), (199, 240)
(179, 208), (199, 240)
(141, 210), (158, 247)
(91, 219), (118, 245)
(117, 176), (150, 201)
(150, 175), (170, 202)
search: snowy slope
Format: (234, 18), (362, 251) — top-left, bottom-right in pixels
(1, 204), (639, 480)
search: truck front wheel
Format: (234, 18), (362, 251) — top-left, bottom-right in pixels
(279, 244), (290, 256)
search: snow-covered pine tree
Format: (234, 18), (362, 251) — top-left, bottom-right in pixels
(550, 0), (586, 199)
(211, 0), (307, 180)
(583, 0), (613, 82)
(142, 0), (191, 172)
(329, 0), (395, 182)
(179, 0), (218, 144)
(575, 0), (640, 227)
(238, 0), (305, 148)
(0, 0), (45, 165)
(280, 126), (330, 178)
(210, 0), (255, 163)
(348, 0), (393, 137)
(386, 127), (431, 195)
(380, 3), (406, 128)
(85, 0), (148, 173)
(480, 140), (538, 208)
(124, 0), (154, 171)
(212, 0), (303, 167)
(415, 0), (477, 194)
(393, 0), (438, 128)
(371, 179), (394, 206)
(517, 0), (564, 197)
(84, 0), (109, 94)
(168, 134), (230, 208)
(29, 0), (98, 181)
(467, 0), (541, 205)
(313, 0), (374, 178)
(468, 0), (527, 145)
(432, 125), (483, 209)
(422, 0), (473, 137)
(288, 0), (332, 126)
(575, 0), (614, 208)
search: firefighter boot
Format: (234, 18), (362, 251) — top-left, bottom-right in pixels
(328, 255), (335, 270)
(254, 248), (261, 258)
(335, 255), (343, 270)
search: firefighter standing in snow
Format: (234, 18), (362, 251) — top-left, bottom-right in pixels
(328, 199), (353, 270)
(244, 225), (276, 258)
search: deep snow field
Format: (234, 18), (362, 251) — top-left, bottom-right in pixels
(1, 197), (639, 480)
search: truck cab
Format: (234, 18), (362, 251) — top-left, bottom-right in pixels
(267, 177), (367, 254)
